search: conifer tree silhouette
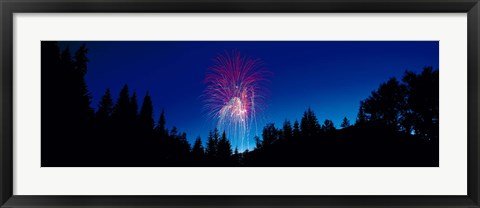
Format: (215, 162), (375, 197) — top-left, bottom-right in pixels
(206, 129), (219, 161)
(262, 123), (278, 147)
(340, 117), (351, 128)
(155, 109), (167, 138)
(282, 120), (293, 141)
(293, 120), (301, 140)
(139, 92), (155, 132)
(96, 88), (113, 125)
(300, 108), (321, 139)
(191, 136), (205, 162)
(217, 131), (233, 164)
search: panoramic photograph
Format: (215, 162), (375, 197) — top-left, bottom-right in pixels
(41, 41), (439, 167)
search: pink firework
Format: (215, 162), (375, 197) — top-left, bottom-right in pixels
(203, 50), (269, 150)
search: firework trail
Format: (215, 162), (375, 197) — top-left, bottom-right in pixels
(203, 50), (269, 151)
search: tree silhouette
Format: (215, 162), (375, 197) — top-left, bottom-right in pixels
(282, 119), (293, 141)
(402, 67), (439, 140)
(129, 91), (139, 124)
(293, 120), (301, 139)
(361, 78), (407, 129)
(356, 102), (367, 125)
(109, 84), (136, 163)
(191, 137), (205, 161)
(60, 47), (73, 73)
(340, 117), (351, 128)
(233, 147), (241, 166)
(96, 88), (113, 122)
(262, 123), (279, 146)
(322, 119), (335, 132)
(155, 109), (167, 138)
(217, 131), (233, 164)
(42, 42), (96, 166)
(42, 42), (64, 166)
(170, 130), (191, 163)
(170, 126), (178, 137)
(72, 44), (94, 124)
(206, 129), (219, 160)
(94, 88), (114, 152)
(300, 108), (321, 139)
(112, 84), (131, 124)
(254, 135), (262, 149)
(139, 92), (154, 132)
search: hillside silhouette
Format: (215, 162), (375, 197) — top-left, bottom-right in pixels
(41, 42), (438, 167)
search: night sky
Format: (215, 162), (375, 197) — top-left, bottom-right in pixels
(58, 41), (439, 151)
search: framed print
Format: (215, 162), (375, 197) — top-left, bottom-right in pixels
(1, 0), (479, 207)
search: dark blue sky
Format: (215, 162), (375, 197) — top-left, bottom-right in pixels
(59, 41), (439, 151)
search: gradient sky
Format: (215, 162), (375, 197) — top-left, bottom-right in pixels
(58, 41), (439, 151)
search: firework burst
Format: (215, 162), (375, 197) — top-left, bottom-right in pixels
(203, 50), (270, 150)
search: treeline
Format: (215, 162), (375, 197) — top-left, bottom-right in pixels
(42, 42), (238, 166)
(246, 67), (438, 166)
(357, 67), (439, 141)
(42, 42), (438, 167)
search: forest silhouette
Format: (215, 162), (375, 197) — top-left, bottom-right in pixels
(41, 42), (439, 167)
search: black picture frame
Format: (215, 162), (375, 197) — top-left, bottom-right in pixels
(1, 0), (479, 207)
